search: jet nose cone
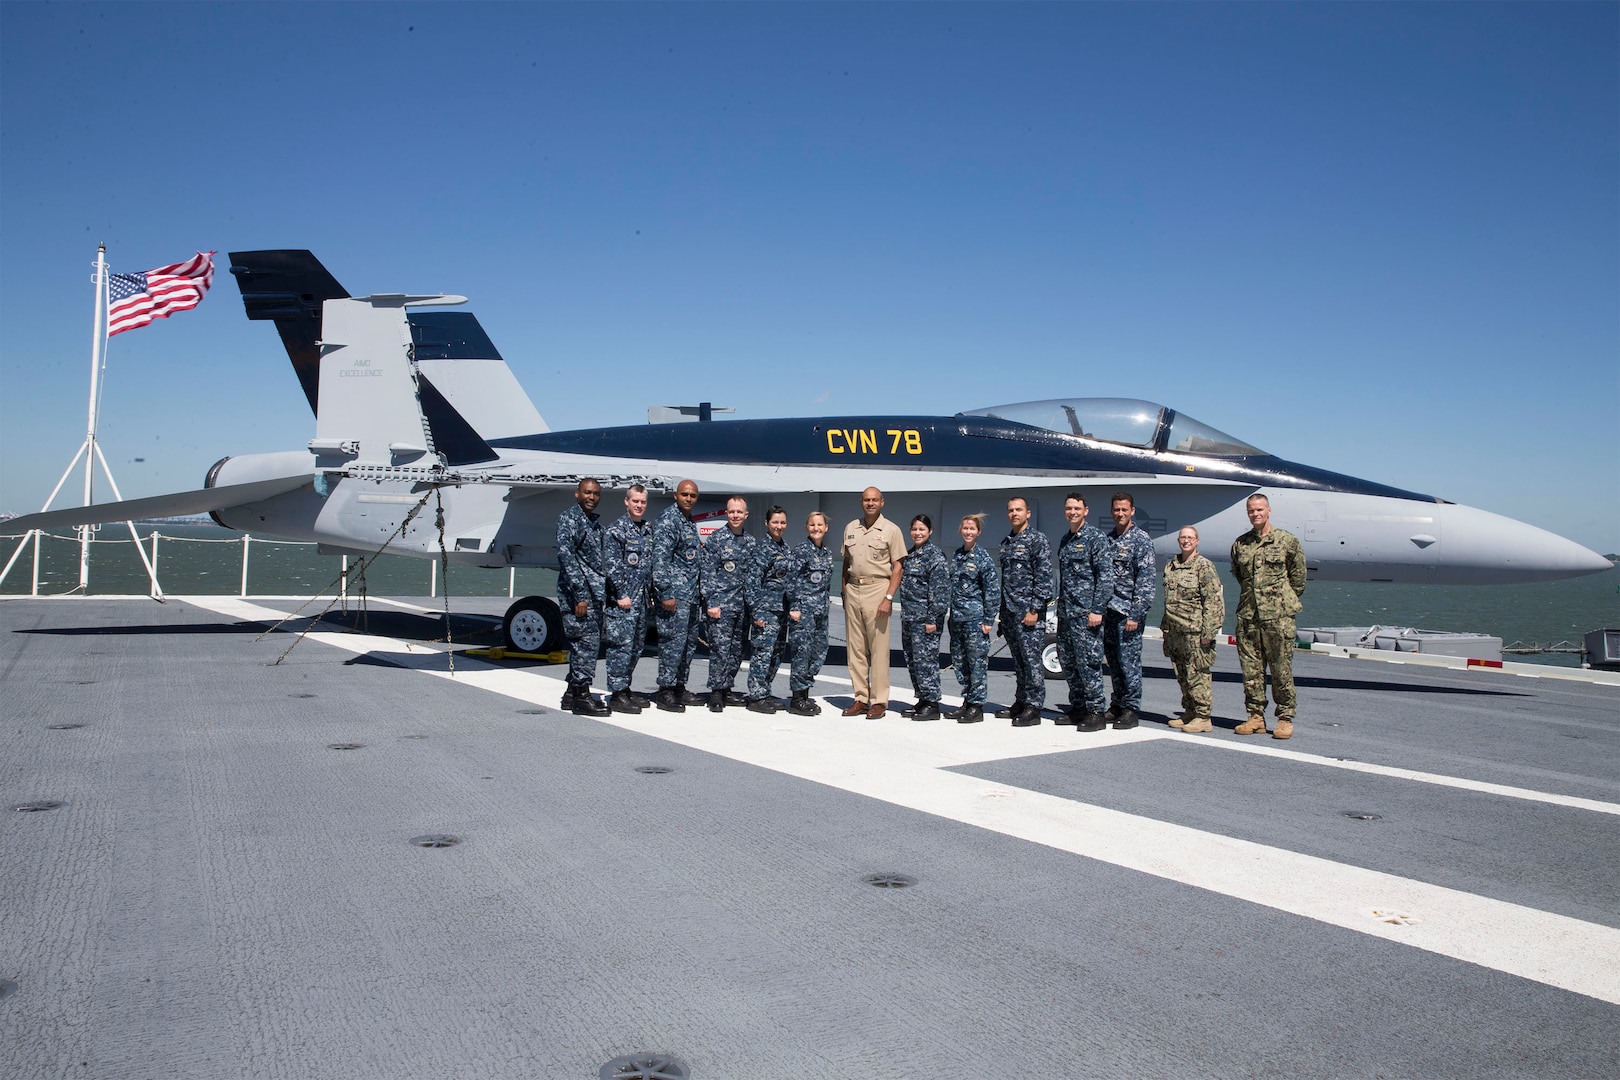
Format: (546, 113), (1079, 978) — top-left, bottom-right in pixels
(1437, 504), (1613, 584)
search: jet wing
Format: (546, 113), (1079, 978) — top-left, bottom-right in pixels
(7, 474), (313, 533)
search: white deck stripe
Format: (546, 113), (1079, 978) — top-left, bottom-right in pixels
(191, 598), (1620, 1005)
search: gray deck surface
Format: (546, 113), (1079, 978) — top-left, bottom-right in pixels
(2, 596), (1617, 1079)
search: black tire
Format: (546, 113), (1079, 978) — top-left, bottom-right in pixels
(1041, 631), (1064, 680)
(503, 596), (563, 654)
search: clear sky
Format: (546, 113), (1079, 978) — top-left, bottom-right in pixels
(2, 2), (1615, 551)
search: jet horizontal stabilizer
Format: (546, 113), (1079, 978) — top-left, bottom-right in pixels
(7, 474), (312, 534)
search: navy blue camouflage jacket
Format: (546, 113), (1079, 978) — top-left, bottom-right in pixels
(898, 541), (950, 625)
(1057, 524), (1112, 620)
(950, 545), (1001, 623)
(556, 504), (606, 608)
(1105, 524), (1157, 624)
(998, 526), (1053, 618)
(650, 504), (702, 604)
(604, 514), (654, 604)
(701, 528), (757, 611)
(749, 533), (796, 617)
(786, 540), (836, 617)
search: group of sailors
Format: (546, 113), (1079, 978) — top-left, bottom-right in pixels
(554, 479), (1307, 739)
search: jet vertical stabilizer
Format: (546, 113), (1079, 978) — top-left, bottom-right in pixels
(310, 295), (499, 474)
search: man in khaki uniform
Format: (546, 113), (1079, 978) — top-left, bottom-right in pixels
(1160, 526), (1224, 734)
(1230, 494), (1307, 739)
(840, 487), (907, 719)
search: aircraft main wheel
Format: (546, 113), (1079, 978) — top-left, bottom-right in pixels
(1042, 632), (1064, 680)
(503, 596), (562, 654)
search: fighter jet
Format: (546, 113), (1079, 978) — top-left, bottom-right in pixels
(9, 250), (1608, 653)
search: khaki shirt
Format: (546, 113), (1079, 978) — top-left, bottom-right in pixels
(842, 514), (907, 585)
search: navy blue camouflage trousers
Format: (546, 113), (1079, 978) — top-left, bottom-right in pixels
(1103, 608), (1144, 711)
(604, 601), (648, 692)
(1057, 614), (1106, 714)
(902, 620), (943, 701)
(789, 612), (829, 693)
(655, 600), (701, 689)
(747, 612), (788, 700)
(706, 608), (750, 691)
(1003, 612), (1047, 708)
(950, 618), (990, 705)
(563, 601), (602, 686)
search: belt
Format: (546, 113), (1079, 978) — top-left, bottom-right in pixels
(847, 576), (887, 586)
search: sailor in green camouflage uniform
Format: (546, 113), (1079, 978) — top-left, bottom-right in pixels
(1230, 494), (1307, 740)
(1159, 526), (1225, 734)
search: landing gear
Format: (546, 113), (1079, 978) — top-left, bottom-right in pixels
(1042, 631), (1064, 680)
(503, 595), (562, 654)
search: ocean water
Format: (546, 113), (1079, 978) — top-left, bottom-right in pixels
(4, 523), (1616, 667)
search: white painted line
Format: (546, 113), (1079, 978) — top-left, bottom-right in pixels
(1164, 730), (1620, 818)
(189, 597), (1620, 1006)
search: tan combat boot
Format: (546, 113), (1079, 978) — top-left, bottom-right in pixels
(1168, 713), (1187, 730)
(1181, 716), (1213, 734)
(1234, 715), (1268, 735)
(1272, 719), (1294, 740)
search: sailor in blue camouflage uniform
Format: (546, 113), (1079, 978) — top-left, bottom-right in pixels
(947, 513), (1000, 723)
(1102, 491), (1157, 730)
(702, 497), (756, 712)
(556, 478), (609, 717)
(1056, 493), (1114, 733)
(785, 511), (835, 716)
(744, 507), (795, 713)
(997, 496), (1053, 727)
(651, 480), (705, 713)
(602, 484), (654, 715)
(898, 515), (951, 722)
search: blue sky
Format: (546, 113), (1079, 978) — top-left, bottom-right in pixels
(2, 2), (1615, 551)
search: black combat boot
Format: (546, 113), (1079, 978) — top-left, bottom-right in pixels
(655, 687), (685, 713)
(609, 690), (642, 715)
(723, 689), (748, 707)
(1111, 708), (1139, 730)
(1076, 712), (1108, 732)
(994, 701), (1025, 719)
(677, 685), (705, 706)
(746, 697), (779, 714)
(559, 683), (577, 711)
(1011, 703), (1042, 727)
(911, 700), (941, 722)
(787, 690), (818, 716)
(571, 682), (610, 717)
(708, 690), (726, 713)
(953, 703), (984, 724)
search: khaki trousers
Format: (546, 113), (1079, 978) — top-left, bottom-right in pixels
(844, 580), (892, 704)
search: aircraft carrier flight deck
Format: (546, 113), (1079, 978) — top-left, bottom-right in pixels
(2, 595), (1617, 1079)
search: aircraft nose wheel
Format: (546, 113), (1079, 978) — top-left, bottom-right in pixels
(1041, 631), (1064, 680)
(503, 596), (563, 654)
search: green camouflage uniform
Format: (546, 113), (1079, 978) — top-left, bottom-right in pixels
(1230, 526), (1306, 720)
(1159, 553), (1224, 721)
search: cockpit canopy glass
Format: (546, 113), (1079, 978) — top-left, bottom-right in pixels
(963, 398), (1262, 457)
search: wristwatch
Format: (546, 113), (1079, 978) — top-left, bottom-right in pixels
(885, 593), (894, 601)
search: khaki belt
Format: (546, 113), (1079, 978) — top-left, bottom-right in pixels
(847, 576), (887, 586)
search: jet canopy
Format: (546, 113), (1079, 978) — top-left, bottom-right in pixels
(962, 398), (1263, 457)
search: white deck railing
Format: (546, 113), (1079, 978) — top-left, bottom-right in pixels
(0, 529), (521, 599)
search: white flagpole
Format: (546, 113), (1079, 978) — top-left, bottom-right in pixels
(78, 243), (109, 589)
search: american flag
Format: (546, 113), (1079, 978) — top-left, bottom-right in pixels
(106, 251), (215, 337)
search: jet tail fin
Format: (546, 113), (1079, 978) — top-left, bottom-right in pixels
(228, 250), (350, 415)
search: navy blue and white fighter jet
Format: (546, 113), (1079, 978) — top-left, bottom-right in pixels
(11, 250), (1608, 652)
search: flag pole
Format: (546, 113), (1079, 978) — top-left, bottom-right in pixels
(78, 243), (110, 589)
